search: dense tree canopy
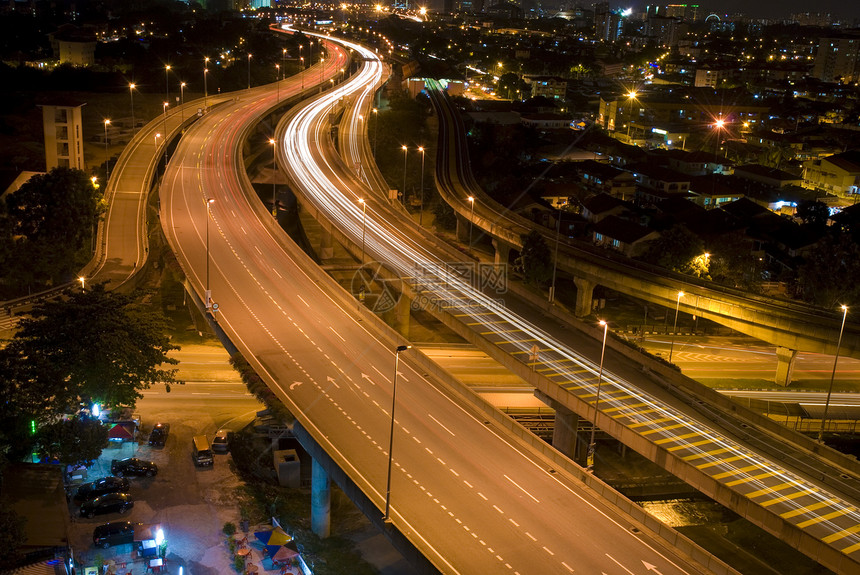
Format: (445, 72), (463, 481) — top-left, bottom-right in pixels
(640, 225), (706, 276)
(35, 416), (109, 469)
(515, 230), (553, 286)
(796, 232), (860, 308)
(0, 286), (181, 460)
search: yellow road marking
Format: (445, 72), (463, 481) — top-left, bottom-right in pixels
(655, 432), (701, 445)
(712, 464), (760, 480)
(781, 499), (838, 520)
(605, 402), (647, 413)
(641, 422), (688, 436)
(496, 338), (538, 346)
(682, 447), (730, 461)
(746, 482), (795, 499)
(761, 490), (811, 508)
(725, 470), (778, 487)
(822, 522), (860, 544)
(630, 417), (674, 429)
(697, 455), (745, 470)
(667, 438), (713, 451)
(797, 507), (853, 529)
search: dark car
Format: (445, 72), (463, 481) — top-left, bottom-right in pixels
(75, 476), (130, 501)
(148, 422), (170, 447)
(212, 428), (231, 453)
(111, 458), (157, 477)
(80, 493), (133, 518)
(93, 521), (137, 548)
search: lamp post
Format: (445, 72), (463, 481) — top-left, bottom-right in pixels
(626, 90), (637, 139)
(467, 196), (475, 248)
(180, 82), (186, 121)
(247, 53), (252, 89)
(587, 320), (609, 471)
(129, 83), (136, 136)
(372, 108), (379, 155)
(204, 57), (209, 110)
(401, 145), (408, 205)
(549, 211), (561, 303)
(165, 65), (171, 107)
(162, 102), (169, 166)
(713, 117), (725, 159)
(269, 138), (278, 217)
(276, 65), (280, 102)
(359, 198), (367, 263)
(417, 146), (425, 225)
(205, 197), (215, 309)
(819, 305), (849, 443)
(79, 276), (86, 292)
(300, 57), (305, 89)
(282, 47), (286, 72)
(320, 56), (325, 89)
(668, 291), (684, 363)
(103, 119), (111, 181)
(383, 344), (412, 523)
(154, 133), (161, 149)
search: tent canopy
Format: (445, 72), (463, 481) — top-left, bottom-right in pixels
(254, 526), (290, 546)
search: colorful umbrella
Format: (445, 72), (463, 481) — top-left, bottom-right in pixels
(254, 526), (290, 546)
(271, 546), (299, 562)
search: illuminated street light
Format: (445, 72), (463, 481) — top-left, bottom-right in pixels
(467, 196), (475, 248)
(587, 320), (609, 471)
(401, 145), (408, 205)
(165, 65), (171, 108)
(205, 197), (215, 309)
(417, 146), (425, 226)
(626, 91), (638, 139)
(372, 108), (379, 155)
(300, 57), (305, 90)
(103, 119), (111, 181)
(549, 211), (562, 303)
(162, 102), (169, 166)
(129, 83), (136, 136)
(383, 344), (412, 523)
(819, 305), (849, 443)
(203, 57), (210, 110)
(668, 291), (684, 363)
(180, 82), (186, 122)
(247, 53), (252, 89)
(269, 138), (278, 217)
(359, 198), (367, 263)
(79, 276), (86, 291)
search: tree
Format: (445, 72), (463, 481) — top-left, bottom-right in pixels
(0, 507), (26, 570)
(0, 285), (182, 438)
(795, 200), (829, 230)
(796, 232), (860, 308)
(34, 416), (109, 469)
(640, 225), (705, 275)
(515, 230), (553, 286)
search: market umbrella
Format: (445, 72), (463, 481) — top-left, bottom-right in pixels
(271, 545), (299, 563)
(254, 526), (290, 546)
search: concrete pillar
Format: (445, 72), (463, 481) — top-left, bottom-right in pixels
(311, 457), (330, 538)
(320, 227), (334, 260)
(573, 277), (596, 318)
(775, 346), (798, 387)
(552, 407), (580, 461)
(455, 213), (470, 244)
(393, 291), (411, 339)
(492, 238), (511, 265)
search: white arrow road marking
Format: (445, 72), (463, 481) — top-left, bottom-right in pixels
(326, 376), (340, 389)
(289, 381), (302, 390)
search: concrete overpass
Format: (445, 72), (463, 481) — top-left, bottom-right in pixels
(425, 79), (860, 386)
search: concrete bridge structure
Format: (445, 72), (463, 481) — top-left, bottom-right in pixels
(425, 79), (859, 387)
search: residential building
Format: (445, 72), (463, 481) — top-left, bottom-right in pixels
(694, 66), (732, 88)
(40, 101), (85, 171)
(802, 150), (860, 197)
(523, 76), (567, 100)
(631, 164), (691, 207)
(576, 160), (637, 200)
(813, 34), (860, 83)
(521, 113), (569, 130)
(734, 164), (803, 189)
(592, 215), (660, 257)
(581, 193), (634, 223)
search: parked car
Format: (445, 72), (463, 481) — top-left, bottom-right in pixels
(75, 476), (130, 501)
(149, 422), (170, 447)
(80, 493), (133, 518)
(212, 428), (231, 453)
(111, 458), (157, 477)
(93, 521), (137, 548)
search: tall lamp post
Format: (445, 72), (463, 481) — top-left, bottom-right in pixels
(129, 83), (136, 136)
(247, 53), (252, 89)
(165, 65), (171, 107)
(626, 90), (637, 139)
(467, 196), (475, 248)
(587, 319), (609, 471)
(549, 211), (562, 303)
(275, 65), (280, 102)
(819, 305), (849, 443)
(417, 146), (425, 225)
(359, 198), (367, 263)
(180, 82), (186, 122)
(203, 57), (210, 110)
(401, 145), (408, 205)
(668, 291), (684, 363)
(161, 102), (169, 166)
(269, 138), (278, 217)
(205, 197), (215, 309)
(103, 119), (111, 181)
(320, 57), (325, 90)
(383, 344), (412, 523)
(372, 108), (379, 155)
(300, 57), (305, 89)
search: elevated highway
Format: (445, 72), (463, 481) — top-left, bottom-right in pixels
(277, 48), (860, 573)
(424, 79), (860, 385)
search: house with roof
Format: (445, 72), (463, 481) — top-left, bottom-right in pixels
(591, 215), (660, 257)
(802, 150), (860, 198)
(688, 175), (744, 209)
(665, 150), (729, 176)
(734, 164), (803, 189)
(630, 164), (692, 208)
(576, 160), (636, 201)
(581, 193), (635, 223)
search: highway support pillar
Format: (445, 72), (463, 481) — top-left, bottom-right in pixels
(393, 291), (411, 339)
(320, 227), (334, 260)
(573, 277), (596, 318)
(311, 457), (331, 538)
(774, 346), (798, 387)
(536, 390), (581, 462)
(455, 213), (470, 244)
(492, 238), (511, 265)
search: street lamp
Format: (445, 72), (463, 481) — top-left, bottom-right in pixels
(359, 198), (367, 263)
(417, 146), (425, 225)
(269, 138), (278, 217)
(587, 319), (609, 471)
(668, 291), (684, 363)
(78, 276), (86, 292)
(103, 119), (111, 181)
(247, 53), (252, 89)
(372, 108), (379, 155)
(180, 82), (186, 122)
(203, 57), (210, 110)
(165, 65), (171, 107)
(129, 83), (136, 136)
(819, 305), (849, 443)
(549, 211), (562, 303)
(626, 91), (638, 139)
(467, 196), (475, 248)
(713, 117), (725, 159)
(401, 145), (408, 205)
(320, 56), (325, 89)
(276, 65), (280, 102)
(205, 197), (215, 309)
(383, 344), (412, 523)
(300, 57), (305, 89)
(162, 102), (169, 166)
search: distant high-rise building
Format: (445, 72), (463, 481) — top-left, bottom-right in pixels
(40, 102), (85, 171)
(813, 35), (860, 83)
(791, 12), (834, 27)
(664, 3), (698, 21)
